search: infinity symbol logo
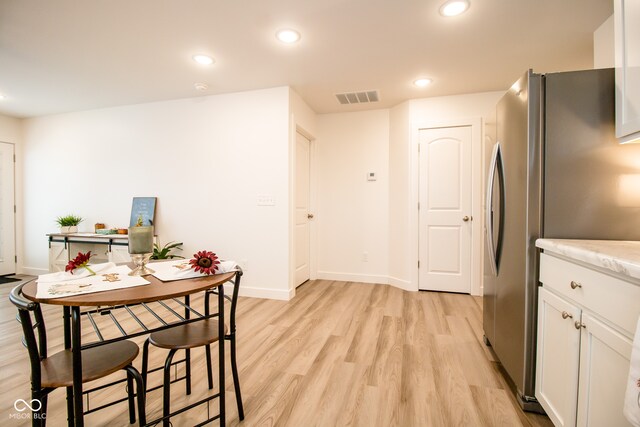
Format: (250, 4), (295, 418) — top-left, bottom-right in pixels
(14, 399), (42, 412)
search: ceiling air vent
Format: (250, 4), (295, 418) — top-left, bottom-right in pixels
(335, 90), (380, 105)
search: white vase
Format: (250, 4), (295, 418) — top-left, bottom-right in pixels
(60, 226), (78, 234)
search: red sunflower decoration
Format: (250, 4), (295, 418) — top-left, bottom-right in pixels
(189, 250), (220, 275)
(65, 251), (96, 275)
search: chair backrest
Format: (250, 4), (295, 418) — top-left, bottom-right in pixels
(205, 268), (243, 334)
(9, 281), (47, 387)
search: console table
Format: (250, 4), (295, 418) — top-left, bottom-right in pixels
(47, 233), (156, 272)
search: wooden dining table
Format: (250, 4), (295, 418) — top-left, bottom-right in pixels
(21, 269), (238, 426)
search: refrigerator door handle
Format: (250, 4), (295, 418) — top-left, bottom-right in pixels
(486, 142), (501, 275)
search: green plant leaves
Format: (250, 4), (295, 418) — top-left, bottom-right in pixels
(56, 214), (83, 227)
(151, 241), (184, 259)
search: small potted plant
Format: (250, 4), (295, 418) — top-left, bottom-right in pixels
(56, 214), (83, 234)
(151, 241), (184, 260)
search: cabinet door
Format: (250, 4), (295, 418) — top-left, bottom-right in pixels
(109, 245), (131, 264)
(614, 0), (640, 141)
(69, 242), (109, 264)
(48, 241), (69, 272)
(577, 313), (633, 427)
(536, 287), (582, 427)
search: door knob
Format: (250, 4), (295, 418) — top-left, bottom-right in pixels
(463, 216), (470, 222)
(307, 213), (314, 219)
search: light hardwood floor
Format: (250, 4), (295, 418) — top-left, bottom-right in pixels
(0, 279), (552, 426)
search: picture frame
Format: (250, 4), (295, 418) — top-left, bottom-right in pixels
(129, 197), (157, 227)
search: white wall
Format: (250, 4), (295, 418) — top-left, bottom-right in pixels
(316, 109), (389, 283)
(0, 114), (22, 143)
(314, 92), (502, 292)
(392, 91), (503, 293)
(594, 15), (615, 69)
(388, 101), (412, 290)
(409, 92), (504, 123)
(21, 87), (293, 299)
(289, 89), (317, 138)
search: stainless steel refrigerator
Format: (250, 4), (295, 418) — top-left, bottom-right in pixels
(483, 68), (640, 412)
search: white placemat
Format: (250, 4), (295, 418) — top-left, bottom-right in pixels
(151, 259), (238, 282)
(38, 262), (117, 282)
(36, 263), (150, 299)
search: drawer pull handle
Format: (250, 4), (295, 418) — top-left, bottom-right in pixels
(570, 281), (582, 289)
(561, 311), (573, 319)
(575, 321), (586, 329)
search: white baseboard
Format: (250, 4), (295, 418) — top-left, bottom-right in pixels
(233, 284), (294, 301)
(316, 271), (418, 292)
(316, 271), (389, 285)
(388, 276), (417, 291)
(20, 266), (48, 276)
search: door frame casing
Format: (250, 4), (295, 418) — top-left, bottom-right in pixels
(0, 141), (16, 276)
(289, 122), (317, 296)
(411, 118), (483, 295)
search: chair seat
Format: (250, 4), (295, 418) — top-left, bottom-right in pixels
(40, 340), (139, 388)
(149, 319), (228, 350)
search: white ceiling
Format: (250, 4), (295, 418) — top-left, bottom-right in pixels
(0, 0), (613, 118)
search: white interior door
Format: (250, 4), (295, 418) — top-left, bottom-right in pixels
(0, 142), (16, 276)
(295, 132), (311, 286)
(419, 126), (472, 292)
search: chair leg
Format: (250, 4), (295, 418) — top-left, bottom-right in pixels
(124, 365), (146, 427)
(32, 388), (46, 427)
(65, 386), (73, 427)
(163, 349), (178, 427)
(205, 344), (213, 390)
(229, 334), (244, 420)
(126, 371), (135, 424)
(185, 348), (191, 395)
(141, 339), (150, 391)
(40, 394), (48, 427)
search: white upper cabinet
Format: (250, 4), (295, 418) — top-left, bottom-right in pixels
(614, 0), (640, 143)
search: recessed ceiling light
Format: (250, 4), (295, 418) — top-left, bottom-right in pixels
(414, 78), (433, 87)
(192, 54), (214, 65)
(439, 0), (470, 17)
(276, 29), (301, 44)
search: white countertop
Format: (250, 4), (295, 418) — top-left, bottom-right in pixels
(536, 239), (640, 281)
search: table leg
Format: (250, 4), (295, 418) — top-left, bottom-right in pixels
(71, 306), (84, 426)
(185, 295), (191, 395)
(63, 307), (74, 427)
(218, 288), (225, 425)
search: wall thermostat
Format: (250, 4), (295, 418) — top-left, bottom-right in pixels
(367, 172), (376, 181)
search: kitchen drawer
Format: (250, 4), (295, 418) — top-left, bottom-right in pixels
(539, 252), (640, 336)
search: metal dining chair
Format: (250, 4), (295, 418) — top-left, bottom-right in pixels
(141, 269), (244, 425)
(9, 281), (146, 426)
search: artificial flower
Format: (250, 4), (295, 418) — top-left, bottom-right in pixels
(189, 250), (220, 275)
(65, 251), (96, 275)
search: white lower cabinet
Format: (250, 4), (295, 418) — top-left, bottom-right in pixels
(537, 287), (581, 427)
(48, 241), (69, 272)
(109, 245), (132, 264)
(577, 313), (633, 427)
(536, 253), (637, 427)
